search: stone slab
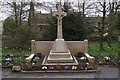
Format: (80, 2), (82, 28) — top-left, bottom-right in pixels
(21, 70), (98, 73)
(42, 56), (78, 65)
(48, 50), (72, 58)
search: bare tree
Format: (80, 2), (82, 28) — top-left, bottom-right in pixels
(3, 0), (28, 27)
(91, 0), (108, 51)
(101, 1), (106, 51)
(12, 1), (18, 27)
(107, 1), (120, 47)
(77, 0), (86, 16)
(28, 1), (35, 26)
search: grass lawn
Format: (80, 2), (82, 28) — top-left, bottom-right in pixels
(88, 42), (118, 62)
(2, 49), (31, 56)
(88, 42), (118, 56)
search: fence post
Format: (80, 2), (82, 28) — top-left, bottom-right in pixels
(31, 40), (35, 54)
(84, 39), (88, 53)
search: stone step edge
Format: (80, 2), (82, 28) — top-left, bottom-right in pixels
(21, 70), (98, 73)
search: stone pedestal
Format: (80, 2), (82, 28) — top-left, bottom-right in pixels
(42, 39), (78, 65)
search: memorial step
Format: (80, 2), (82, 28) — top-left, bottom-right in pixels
(48, 53), (72, 59)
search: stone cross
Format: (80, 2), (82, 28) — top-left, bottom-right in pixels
(53, 3), (67, 39)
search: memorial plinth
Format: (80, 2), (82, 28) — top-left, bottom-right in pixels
(42, 39), (78, 65)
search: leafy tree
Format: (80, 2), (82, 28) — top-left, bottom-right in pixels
(41, 17), (57, 41)
(107, 2), (120, 47)
(3, 17), (16, 37)
(2, 17), (39, 49)
(2, 17), (18, 49)
(117, 11), (120, 31)
(63, 13), (91, 41)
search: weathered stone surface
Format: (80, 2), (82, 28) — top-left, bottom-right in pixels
(51, 39), (69, 53)
(47, 50), (73, 62)
(42, 56), (78, 65)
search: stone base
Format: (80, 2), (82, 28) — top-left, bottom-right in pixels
(42, 55), (78, 65)
(42, 39), (78, 65)
(47, 50), (73, 63)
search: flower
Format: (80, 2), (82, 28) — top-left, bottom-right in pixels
(72, 66), (77, 70)
(5, 47), (8, 49)
(86, 62), (89, 65)
(56, 66), (61, 70)
(49, 66), (54, 70)
(27, 66), (32, 69)
(64, 66), (69, 69)
(42, 66), (47, 70)
(85, 66), (92, 70)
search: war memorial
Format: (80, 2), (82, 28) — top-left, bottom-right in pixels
(23, 2), (96, 72)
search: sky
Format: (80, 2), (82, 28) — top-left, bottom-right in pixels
(0, 0), (119, 20)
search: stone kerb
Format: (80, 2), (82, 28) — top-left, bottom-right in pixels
(31, 40), (88, 55)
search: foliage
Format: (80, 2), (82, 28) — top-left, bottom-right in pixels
(63, 13), (92, 41)
(42, 12), (92, 41)
(106, 9), (119, 47)
(41, 17), (57, 41)
(12, 57), (25, 65)
(115, 11), (120, 35)
(2, 17), (40, 49)
(3, 17), (16, 37)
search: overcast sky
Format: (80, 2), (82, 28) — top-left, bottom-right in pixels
(0, 0), (119, 20)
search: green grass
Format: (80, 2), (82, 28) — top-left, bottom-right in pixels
(88, 42), (118, 56)
(2, 49), (31, 56)
(0, 48), (2, 62)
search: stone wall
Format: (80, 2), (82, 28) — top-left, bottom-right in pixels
(31, 40), (88, 55)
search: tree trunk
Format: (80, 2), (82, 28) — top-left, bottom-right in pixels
(77, 0), (80, 12)
(28, 2), (35, 26)
(27, 2), (35, 45)
(100, 1), (106, 51)
(19, 2), (23, 26)
(82, 2), (85, 16)
(107, 2), (115, 47)
(13, 2), (18, 27)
